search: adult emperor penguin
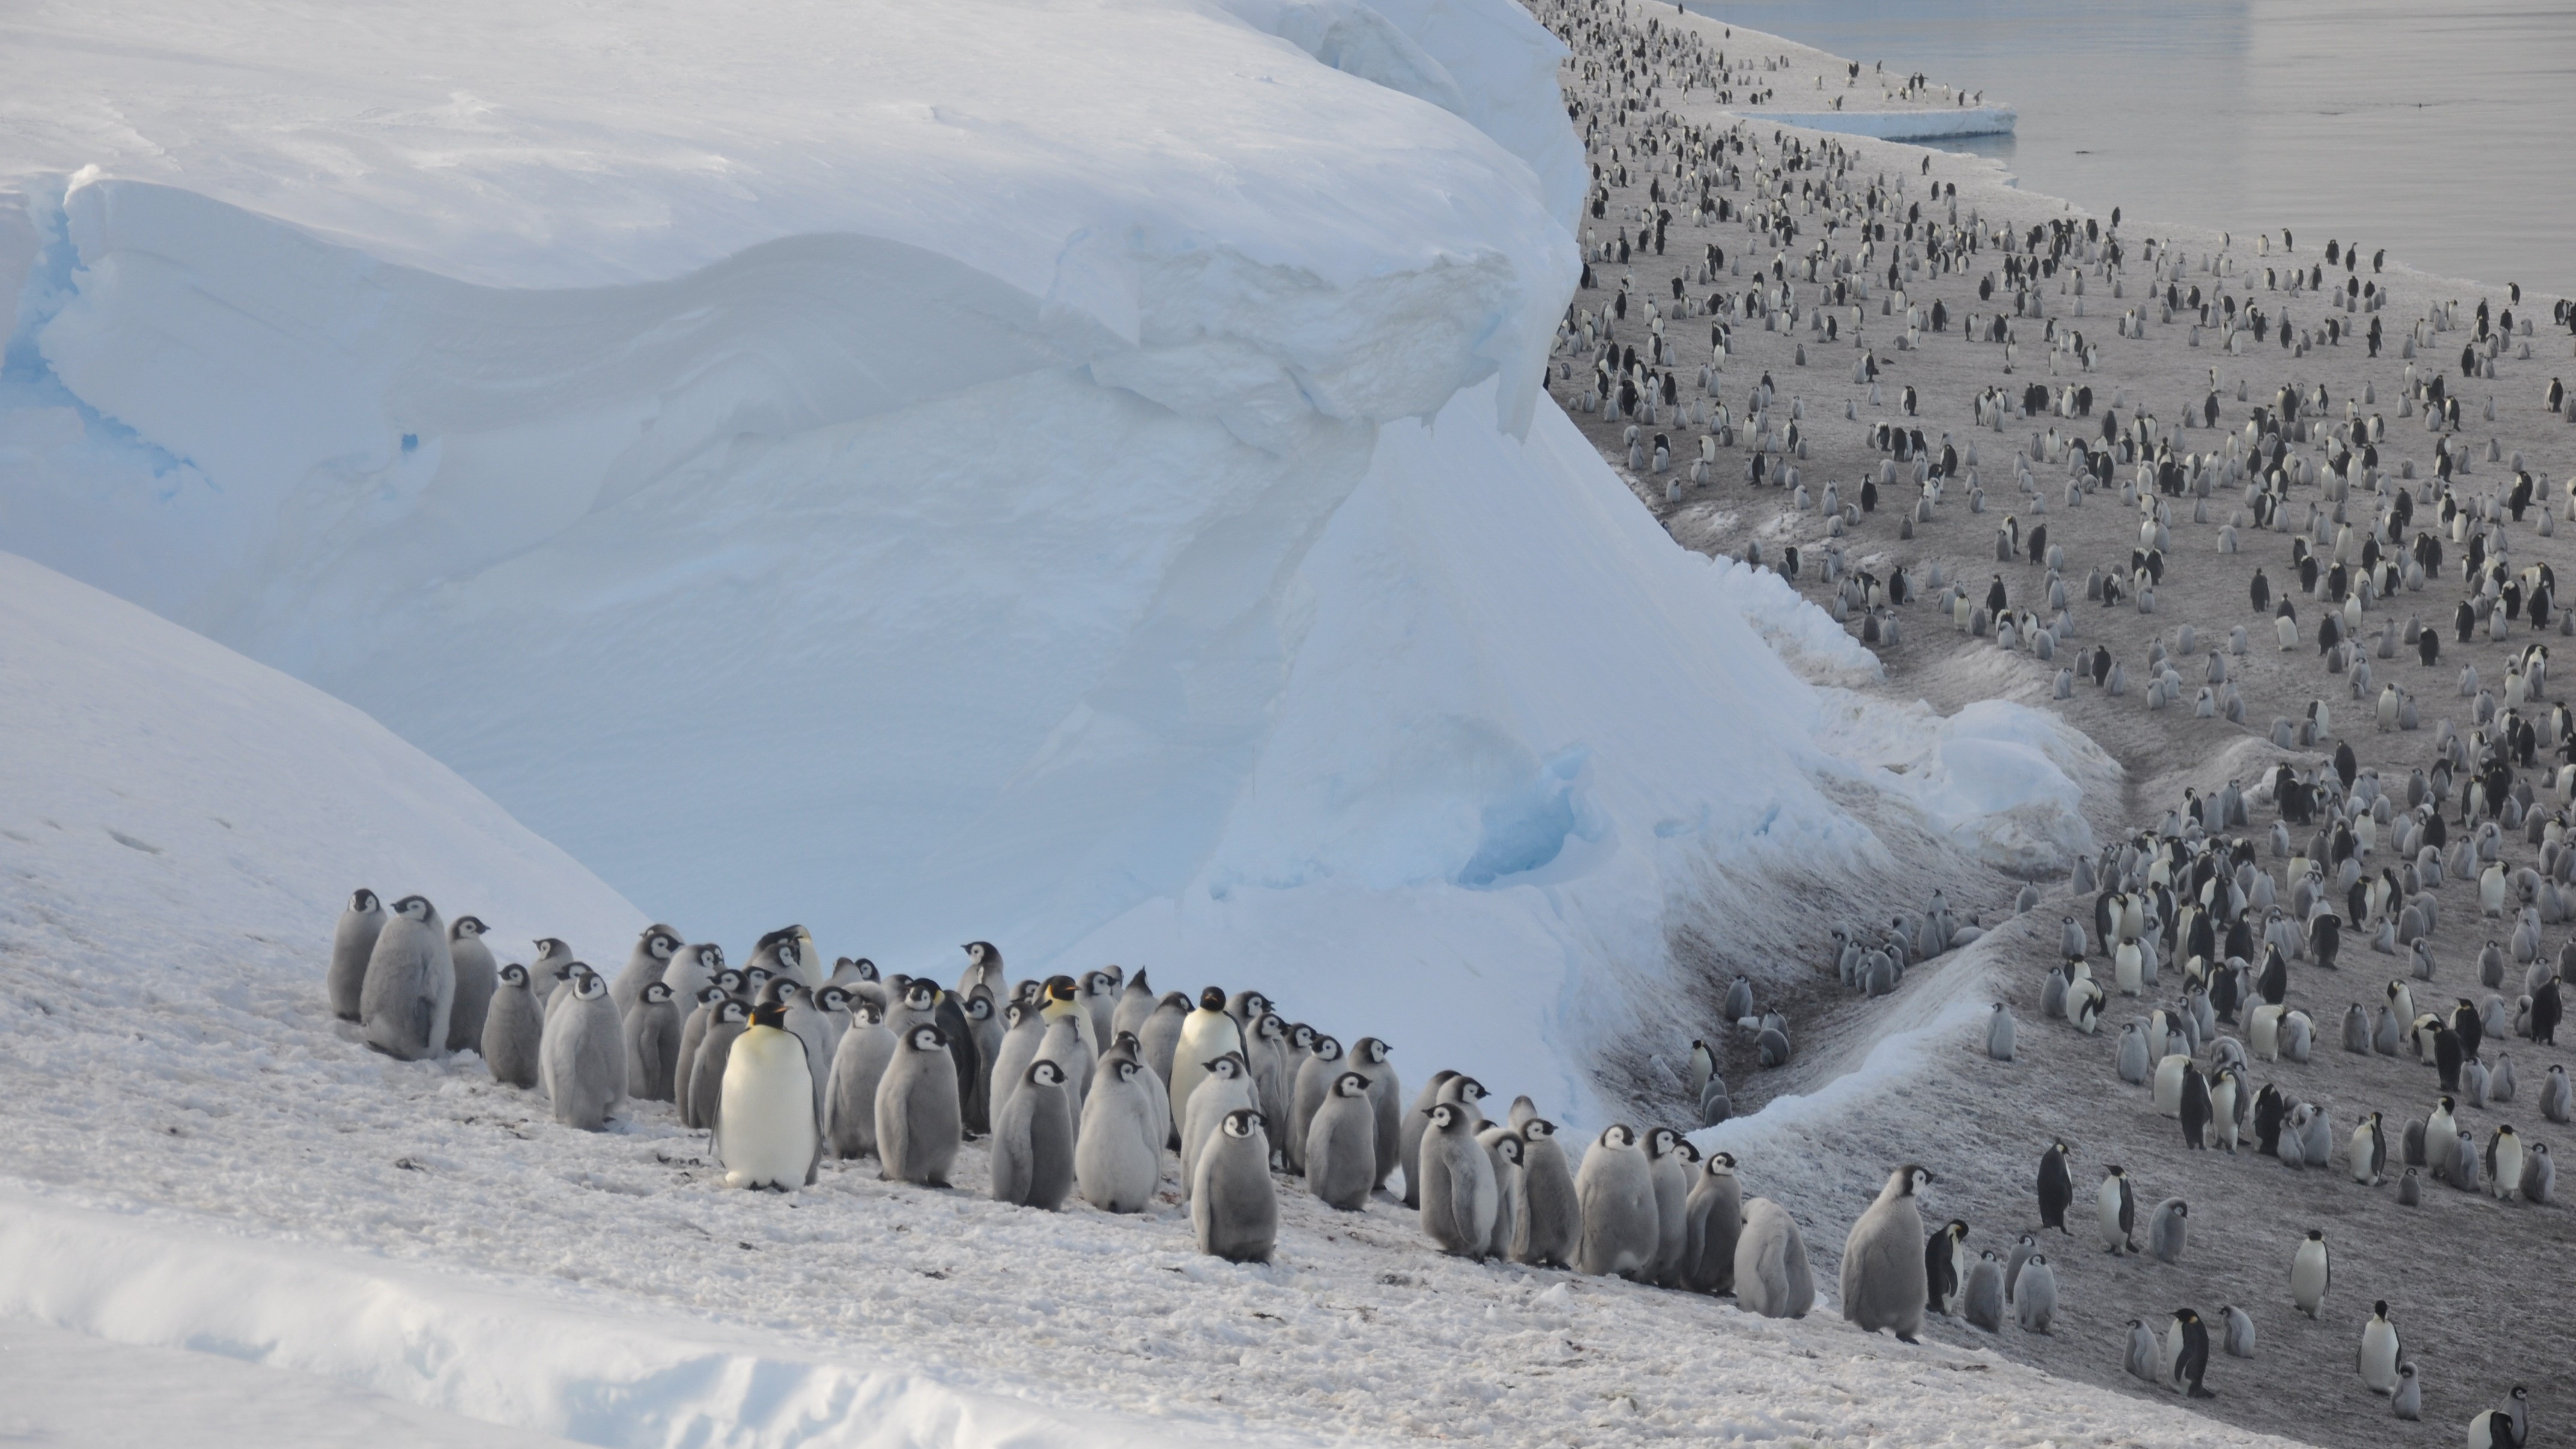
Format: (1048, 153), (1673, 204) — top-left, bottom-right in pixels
(625, 980), (683, 1101)
(2146, 1198), (2189, 1263)
(2358, 1301), (2404, 1394)
(2485, 1124), (2526, 1200)
(1419, 1102), (1498, 1257)
(825, 1000), (898, 1159)
(877, 1024), (963, 1187)
(2350, 1111), (2389, 1184)
(1960, 1251), (2006, 1332)
(481, 962), (543, 1089)
(717, 987), (821, 1189)
(1170, 988), (1245, 1131)
(1733, 1198), (1814, 1319)
(2015, 1255), (2058, 1333)
(445, 916), (498, 1054)
(1181, 1052), (1260, 1198)
(2292, 1229), (2331, 1317)
(1192, 1108), (1278, 1263)
(1925, 1218), (1969, 1316)
(1842, 1165), (1934, 1342)
(2466, 1386), (2530, 1448)
(360, 895), (455, 1062)
(2168, 1309), (2214, 1398)
(1514, 1118), (1581, 1268)
(2038, 1140), (2075, 1233)
(2098, 1165), (2137, 1253)
(1349, 1037), (1405, 1191)
(1574, 1125), (1660, 1278)
(989, 1059), (1075, 1210)
(1075, 1054), (1161, 1213)
(610, 924), (682, 1019)
(1304, 1071), (1379, 1211)
(1682, 1151), (1743, 1293)
(542, 964), (626, 1131)
(327, 889), (386, 1022)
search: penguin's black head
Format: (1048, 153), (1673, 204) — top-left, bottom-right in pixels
(1207, 1051), (1246, 1077)
(452, 916), (485, 938)
(1220, 1108), (1263, 1138)
(1494, 1133), (1523, 1165)
(569, 965), (604, 998)
(1287, 1022), (1315, 1050)
(715, 968), (745, 994)
(846, 956), (874, 980)
(963, 941), (998, 965)
(717, 999), (749, 1025)
(392, 895), (434, 920)
(1044, 974), (1078, 1003)
(1199, 987), (1228, 1011)
(904, 980), (938, 1009)
(1645, 1126), (1677, 1156)
(350, 889), (378, 913)
(1451, 1076), (1486, 1102)
(1333, 1072), (1369, 1098)
(1358, 1037), (1390, 1063)
(909, 1024), (945, 1051)
(1430, 1103), (1463, 1131)
(855, 1001), (883, 1025)
(2374, 1299), (2389, 1316)
(750, 1000), (787, 1030)
(697, 985), (726, 1005)
(1898, 1164), (1934, 1195)
(643, 981), (673, 1006)
(2307, 1229), (2324, 1241)
(644, 926), (679, 957)
(1113, 1030), (1141, 1054)
(700, 944), (726, 970)
(499, 963), (529, 987)
(758, 977), (799, 1009)
(964, 992), (991, 1021)
(1027, 1060), (1065, 1087)
(1311, 1034), (1340, 1059)
(817, 986), (849, 1012)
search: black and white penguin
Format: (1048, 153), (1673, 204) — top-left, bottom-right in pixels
(1574, 1124), (1659, 1277)
(1419, 1102), (1499, 1257)
(360, 895), (455, 1062)
(1516, 1117), (1580, 1268)
(1303, 1070), (1379, 1211)
(2097, 1165), (2137, 1253)
(610, 924), (682, 1020)
(542, 964), (627, 1132)
(445, 915), (498, 1054)
(1681, 1150), (1743, 1293)
(624, 979), (682, 1102)
(877, 1024), (963, 1187)
(989, 1059), (1075, 1209)
(1924, 1218), (1968, 1316)
(2167, 1308), (2214, 1398)
(717, 986), (821, 1189)
(1075, 1050), (1162, 1213)
(1733, 1197), (1814, 1319)
(481, 962), (543, 1090)
(327, 888), (385, 1023)
(1192, 1108), (1278, 1263)
(824, 1001), (898, 1159)
(2037, 1139), (2074, 1233)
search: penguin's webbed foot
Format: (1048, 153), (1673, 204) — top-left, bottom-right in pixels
(1896, 1333), (1920, 1344)
(2188, 1385), (2216, 1399)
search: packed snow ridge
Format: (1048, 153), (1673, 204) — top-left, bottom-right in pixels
(1, 0), (2092, 1129)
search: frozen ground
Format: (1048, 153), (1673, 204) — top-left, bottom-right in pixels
(1549, 1), (2575, 1442)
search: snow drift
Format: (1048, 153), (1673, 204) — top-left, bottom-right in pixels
(0, 0), (2097, 1120)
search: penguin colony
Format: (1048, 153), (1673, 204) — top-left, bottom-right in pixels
(1536, 0), (2566, 1439)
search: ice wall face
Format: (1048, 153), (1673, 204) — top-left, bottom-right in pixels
(0, 0), (2095, 1118)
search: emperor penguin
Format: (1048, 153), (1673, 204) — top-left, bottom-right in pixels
(1075, 1054), (1162, 1213)
(2004, 1233), (2037, 1301)
(2350, 1112), (2388, 1183)
(770, 977), (832, 1122)
(1681, 1151), (1742, 1293)
(1304, 1071), (1379, 1211)
(1479, 1126), (1526, 1260)
(2292, 1229), (2331, 1316)
(624, 979), (683, 1101)
(1032, 1013), (1095, 1145)
(989, 1059), (1075, 1210)
(1925, 1218), (1968, 1316)
(2125, 1319), (2161, 1383)
(1397, 1071), (1458, 1207)
(958, 941), (1004, 1001)
(610, 924), (682, 1019)
(2465, 1386), (2530, 1449)
(2391, 1362), (2421, 1421)
(986, 1000), (1048, 1132)
(1078, 970), (1119, 1051)
(481, 962), (544, 1089)
(1349, 1037), (1404, 1191)
(1109, 967), (1157, 1043)
(2542, 1064), (2572, 1123)
(2359, 1301), (2403, 1394)
(1985, 1002), (2016, 1060)
(327, 889), (386, 1022)
(1418, 1102), (1498, 1257)
(2146, 1198), (2189, 1263)
(675, 974), (739, 1125)
(1732, 1197), (1815, 1319)
(1192, 1109), (1278, 1263)
(2098, 1165), (2137, 1253)
(360, 895), (455, 1062)
(1514, 1118), (1581, 1268)
(445, 916), (498, 1054)
(2037, 1140), (2074, 1233)
(825, 1001), (898, 1158)
(2220, 1303), (2255, 1358)
(2168, 1309), (2214, 1398)
(1573, 1125), (1660, 1277)
(2523, 1141), (2554, 1203)
(1137, 992), (1189, 1117)
(877, 1024), (963, 1186)
(1247, 1013), (1295, 1138)
(530, 937), (577, 1007)
(541, 964), (627, 1132)
(1644, 1127), (1692, 1285)
(1289, 1033), (1345, 1171)
(2014, 1255), (2057, 1333)
(1841, 1165), (1934, 1342)
(2485, 1124), (2526, 1199)
(1170, 988), (1244, 1131)
(663, 942), (723, 1013)
(1180, 1052), (1259, 1198)
(1960, 1251), (2006, 1331)
(716, 990), (821, 1189)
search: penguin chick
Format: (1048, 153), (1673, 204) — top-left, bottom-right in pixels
(1192, 1109), (1278, 1263)
(1841, 1165), (1934, 1343)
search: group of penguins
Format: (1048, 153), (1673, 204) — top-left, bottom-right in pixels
(323, 893), (1802, 1286)
(1971, 774), (2562, 1441)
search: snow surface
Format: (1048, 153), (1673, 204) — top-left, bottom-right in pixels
(0, 0), (2097, 1127)
(1728, 108), (2018, 142)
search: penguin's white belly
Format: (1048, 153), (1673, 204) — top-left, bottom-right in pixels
(721, 1030), (818, 1189)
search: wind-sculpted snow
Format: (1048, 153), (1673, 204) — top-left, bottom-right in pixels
(0, 0), (2099, 1126)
